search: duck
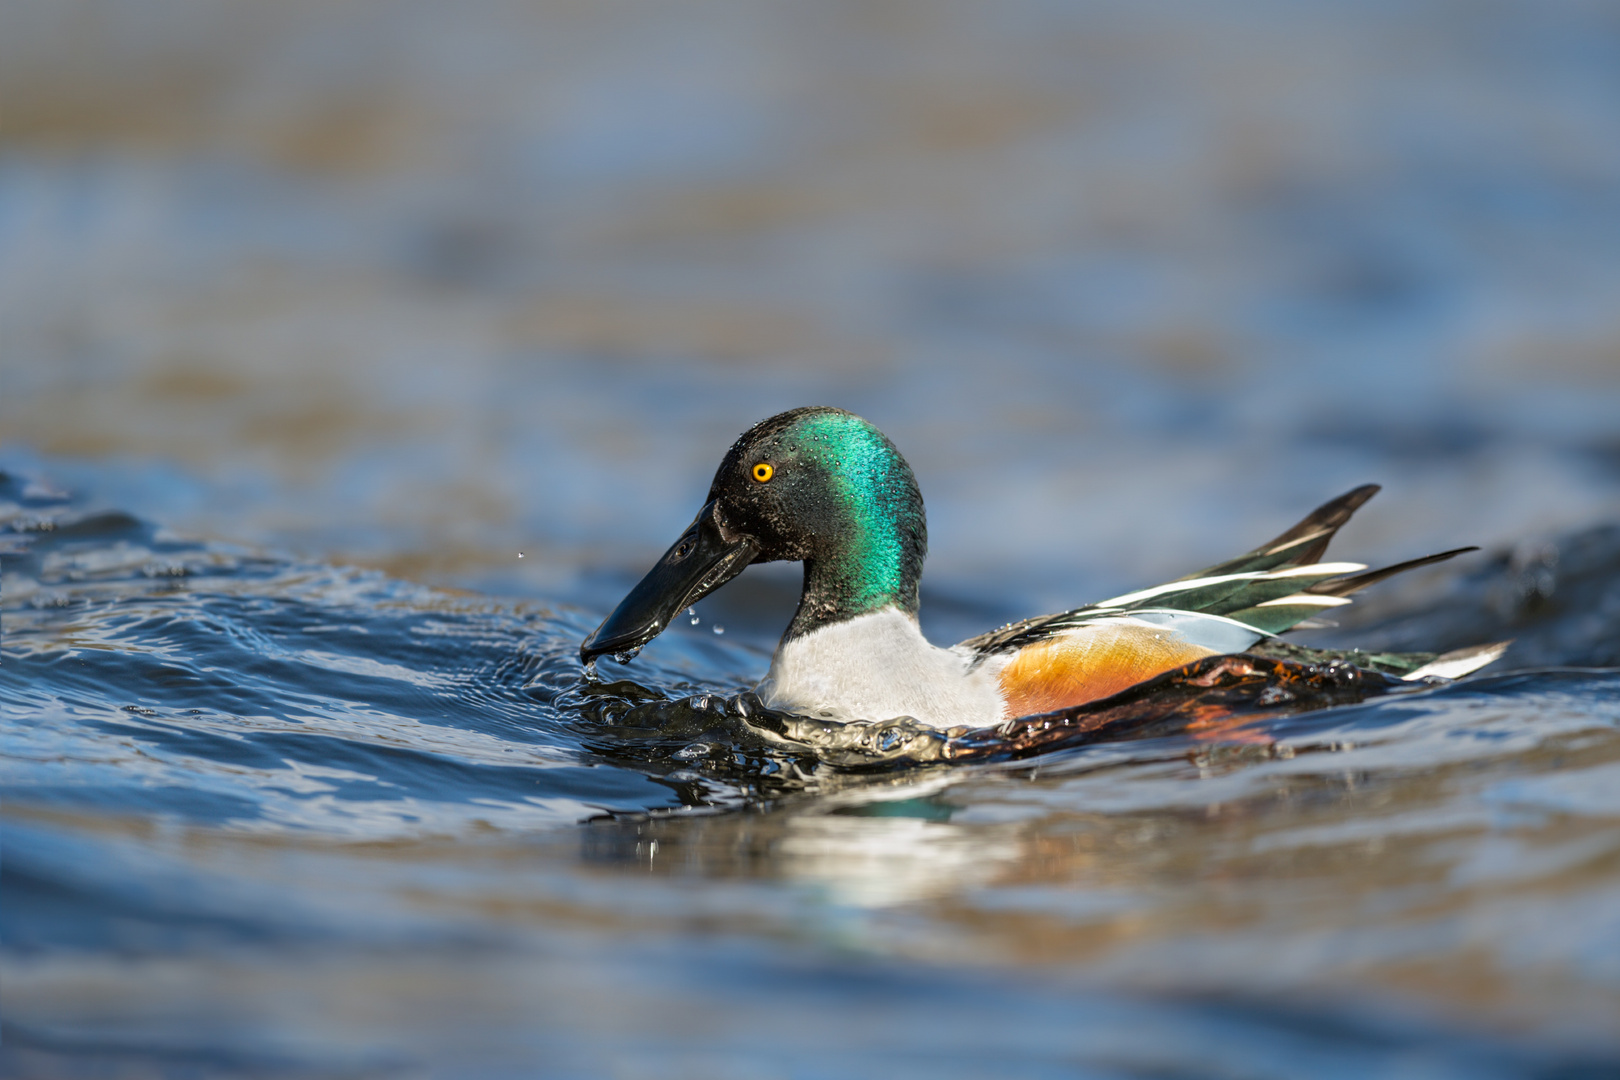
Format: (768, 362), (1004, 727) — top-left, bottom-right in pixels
(580, 406), (1507, 729)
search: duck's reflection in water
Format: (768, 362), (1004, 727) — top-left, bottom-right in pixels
(775, 786), (1022, 909)
(580, 773), (1025, 909)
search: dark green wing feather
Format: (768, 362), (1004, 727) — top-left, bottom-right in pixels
(1244, 639), (1438, 676)
(1176, 484), (1381, 579)
(1248, 638), (1510, 679)
(960, 486), (1477, 661)
(1223, 546), (1479, 633)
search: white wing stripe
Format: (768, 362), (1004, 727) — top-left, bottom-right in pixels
(1265, 562), (1366, 579)
(1253, 594), (1354, 608)
(1093, 562), (1366, 609)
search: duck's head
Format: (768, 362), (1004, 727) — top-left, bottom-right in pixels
(580, 406), (926, 664)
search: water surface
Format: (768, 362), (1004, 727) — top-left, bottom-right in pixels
(6, 0), (1620, 1075)
(6, 460), (1620, 1078)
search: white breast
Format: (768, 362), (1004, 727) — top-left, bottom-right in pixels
(756, 607), (1007, 729)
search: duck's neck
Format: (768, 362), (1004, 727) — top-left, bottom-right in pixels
(774, 408), (928, 640)
(788, 515), (925, 639)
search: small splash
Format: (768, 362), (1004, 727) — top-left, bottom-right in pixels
(712, 625), (724, 635)
(517, 551), (525, 559)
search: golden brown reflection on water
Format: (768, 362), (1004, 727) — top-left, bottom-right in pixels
(6, 701), (1620, 1062)
(550, 730), (1620, 1033)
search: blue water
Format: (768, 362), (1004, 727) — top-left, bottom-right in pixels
(7, 0), (1620, 1075)
(7, 460), (1620, 1077)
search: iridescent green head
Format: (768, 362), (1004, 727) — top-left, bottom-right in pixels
(709, 407), (926, 633)
(580, 407), (927, 662)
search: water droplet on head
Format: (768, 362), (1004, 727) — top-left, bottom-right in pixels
(612, 646), (642, 664)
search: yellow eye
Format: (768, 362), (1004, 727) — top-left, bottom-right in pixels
(751, 462), (774, 483)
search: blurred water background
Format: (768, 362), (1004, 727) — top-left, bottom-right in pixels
(4, 1), (1620, 1076)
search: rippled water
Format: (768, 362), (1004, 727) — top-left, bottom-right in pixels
(7, 460), (1620, 1077)
(7, 0), (1620, 1075)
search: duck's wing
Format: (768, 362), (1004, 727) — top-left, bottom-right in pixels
(959, 486), (1480, 662)
(1175, 483), (1382, 579)
(1246, 638), (1512, 680)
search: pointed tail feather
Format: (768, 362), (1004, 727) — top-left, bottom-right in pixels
(1260, 484), (1382, 563)
(963, 491), (1486, 662)
(1216, 547), (1478, 636)
(1402, 641), (1511, 680)
(1179, 485), (1381, 580)
(1305, 547), (1479, 598)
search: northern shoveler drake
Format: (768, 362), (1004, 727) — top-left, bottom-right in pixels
(580, 406), (1507, 729)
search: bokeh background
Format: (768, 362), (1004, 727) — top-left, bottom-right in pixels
(5, 0), (1619, 617)
(6, 2), (1620, 1077)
